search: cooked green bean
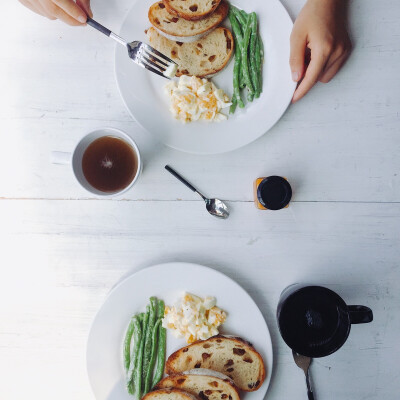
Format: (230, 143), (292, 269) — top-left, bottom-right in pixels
(156, 298), (165, 319)
(230, 36), (244, 113)
(241, 13), (254, 96)
(126, 316), (142, 394)
(124, 317), (136, 372)
(152, 300), (167, 387)
(143, 319), (161, 394)
(133, 309), (149, 400)
(142, 298), (157, 382)
(230, 5), (248, 27)
(229, 10), (245, 112)
(255, 35), (262, 97)
(249, 13), (260, 100)
(231, 7), (254, 96)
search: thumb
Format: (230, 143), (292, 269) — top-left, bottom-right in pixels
(289, 31), (306, 82)
(77, 0), (93, 18)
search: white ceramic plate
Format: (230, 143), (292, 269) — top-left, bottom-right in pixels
(115, 0), (296, 154)
(87, 262), (273, 400)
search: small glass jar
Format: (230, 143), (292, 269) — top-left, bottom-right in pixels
(254, 176), (292, 210)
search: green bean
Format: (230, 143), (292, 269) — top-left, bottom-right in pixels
(229, 10), (245, 111)
(143, 319), (161, 394)
(126, 316), (142, 394)
(230, 36), (244, 113)
(229, 9), (243, 43)
(123, 317), (136, 372)
(152, 301), (167, 387)
(142, 298), (157, 382)
(255, 35), (262, 97)
(249, 13), (260, 100)
(133, 309), (149, 400)
(230, 5), (248, 27)
(156, 298), (165, 319)
(231, 7), (254, 96)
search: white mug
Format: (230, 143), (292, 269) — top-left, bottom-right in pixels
(51, 128), (142, 197)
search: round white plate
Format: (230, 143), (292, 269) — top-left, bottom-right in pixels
(87, 262), (273, 400)
(115, 0), (296, 154)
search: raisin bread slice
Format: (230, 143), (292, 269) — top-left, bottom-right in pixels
(146, 27), (233, 78)
(155, 370), (240, 400)
(163, 0), (222, 21)
(165, 335), (266, 392)
(143, 388), (200, 400)
(148, 1), (229, 43)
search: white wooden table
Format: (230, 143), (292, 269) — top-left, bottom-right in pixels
(1, 1), (399, 399)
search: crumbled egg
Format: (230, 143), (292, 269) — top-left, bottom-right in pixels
(164, 76), (232, 123)
(162, 292), (227, 343)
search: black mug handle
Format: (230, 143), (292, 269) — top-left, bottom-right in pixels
(348, 305), (373, 324)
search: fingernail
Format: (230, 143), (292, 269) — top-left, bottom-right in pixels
(291, 71), (300, 82)
(78, 15), (86, 23)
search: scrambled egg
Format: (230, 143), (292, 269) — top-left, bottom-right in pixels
(162, 292), (227, 343)
(164, 76), (232, 123)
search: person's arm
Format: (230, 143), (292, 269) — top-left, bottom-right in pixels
(290, 0), (351, 103)
(18, 0), (92, 26)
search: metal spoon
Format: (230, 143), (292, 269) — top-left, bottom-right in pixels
(292, 350), (315, 400)
(165, 165), (229, 219)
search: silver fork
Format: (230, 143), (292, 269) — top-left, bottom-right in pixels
(292, 350), (315, 400)
(86, 17), (177, 79)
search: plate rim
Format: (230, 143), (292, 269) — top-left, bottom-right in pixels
(86, 262), (274, 399)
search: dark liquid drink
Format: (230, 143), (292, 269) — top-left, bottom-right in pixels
(82, 136), (138, 193)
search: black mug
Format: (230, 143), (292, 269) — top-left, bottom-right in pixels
(277, 284), (373, 358)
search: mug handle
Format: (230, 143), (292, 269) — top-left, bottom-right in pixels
(348, 305), (373, 324)
(51, 151), (72, 165)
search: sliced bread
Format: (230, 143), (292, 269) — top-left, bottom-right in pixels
(142, 388), (200, 400)
(163, 0), (222, 21)
(148, 1), (229, 43)
(165, 335), (266, 392)
(146, 27), (233, 78)
(155, 369), (240, 400)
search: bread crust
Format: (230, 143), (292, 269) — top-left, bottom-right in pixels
(155, 372), (241, 400)
(162, 0), (222, 21)
(166, 335), (266, 392)
(148, 1), (229, 40)
(143, 388), (200, 400)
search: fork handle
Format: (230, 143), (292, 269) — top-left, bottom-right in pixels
(306, 371), (315, 400)
(86, 17), (111, 37)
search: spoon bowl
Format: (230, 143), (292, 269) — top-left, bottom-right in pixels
(205, 198), (230, 219)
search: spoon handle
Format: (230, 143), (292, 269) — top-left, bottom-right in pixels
(165, 165), (197, 193)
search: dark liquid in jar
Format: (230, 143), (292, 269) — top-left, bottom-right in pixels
(279, 290), (340, 350)
(82, 136), (138, 193)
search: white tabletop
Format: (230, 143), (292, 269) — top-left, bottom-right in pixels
(0, 0), (399, 399)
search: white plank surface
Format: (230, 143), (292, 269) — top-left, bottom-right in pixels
(0, 0), (399, 399)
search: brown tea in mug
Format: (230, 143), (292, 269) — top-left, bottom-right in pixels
(82, 136), (138, 193)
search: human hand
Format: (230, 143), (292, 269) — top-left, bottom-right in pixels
(19, 0), (92, 26)
(290, 0), (351, 103)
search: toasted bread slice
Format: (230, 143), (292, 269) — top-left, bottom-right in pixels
(148, 1), (229, 43)
(166, 335), (266, 392)
(155, 369), (240, 400)
(143, 388), (200, 400)
(163, 0), (222, 21)
(146, 27), (233, 78)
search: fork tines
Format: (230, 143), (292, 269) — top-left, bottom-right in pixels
(132, 42), (177, 79)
